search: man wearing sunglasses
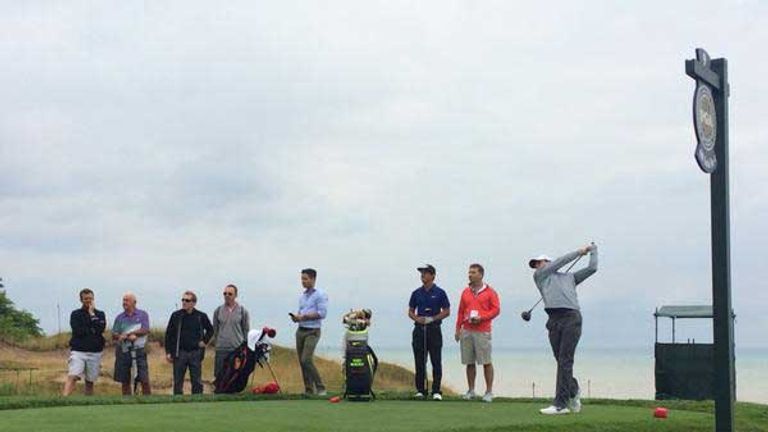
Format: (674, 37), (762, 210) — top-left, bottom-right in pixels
(211, 284), (251, 380)
(164, 291), (213, 394)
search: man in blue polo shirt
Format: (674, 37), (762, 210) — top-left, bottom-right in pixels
(408, 264), (450, 400)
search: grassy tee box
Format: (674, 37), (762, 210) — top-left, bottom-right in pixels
(1, 395), (767, 432)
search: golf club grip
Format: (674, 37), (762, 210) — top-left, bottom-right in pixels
(564, 254), (584, 273)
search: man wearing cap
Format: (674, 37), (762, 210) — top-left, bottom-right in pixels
(529, 243), (598, 415)
(455, 263), (500, 403)
(408, 264), (450, 400)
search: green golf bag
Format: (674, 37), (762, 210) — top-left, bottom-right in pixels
(343, 331), (378, 401)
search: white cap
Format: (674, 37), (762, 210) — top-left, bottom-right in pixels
(528, 254), (552, 269)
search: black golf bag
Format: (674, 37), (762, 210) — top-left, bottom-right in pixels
(343, 325), (378, 401)
(214, 328), (274, 394)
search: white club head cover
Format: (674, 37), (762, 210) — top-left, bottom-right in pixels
(247, 329), (264, 351)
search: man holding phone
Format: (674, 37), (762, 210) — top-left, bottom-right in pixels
(290, 268), (328, 396)
(63, 288), (106, 396)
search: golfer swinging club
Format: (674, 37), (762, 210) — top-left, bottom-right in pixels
(529, 242), (598, 415)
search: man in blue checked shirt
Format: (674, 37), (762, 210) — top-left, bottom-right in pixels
(408, 264), (451, 400)
(290, 268), (328, 396)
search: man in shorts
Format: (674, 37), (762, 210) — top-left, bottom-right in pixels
(63, 288), (107, 396)
(454, 263), (500, 403)
(112, 292), (151, 395)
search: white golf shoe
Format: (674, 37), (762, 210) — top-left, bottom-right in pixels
(461, 390), (476, 400)
(432, 393), (443, 401)
(414, 392), (425, 399)
(482, 392), (494, 403)
(568, 390), (582, 413)
(540, 405), (571, 415)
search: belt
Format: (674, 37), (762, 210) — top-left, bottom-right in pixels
(414, 321), (442, 327)
(545, 308), (578, 316)
(298, 326), (319, 331)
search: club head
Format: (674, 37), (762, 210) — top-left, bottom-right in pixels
(521, 311), (532, 322)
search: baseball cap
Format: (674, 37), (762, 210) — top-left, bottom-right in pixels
(417, 264), (436, 274)
(528, 255), (552, 269)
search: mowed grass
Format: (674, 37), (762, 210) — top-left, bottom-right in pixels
(0, 399), (718, 432)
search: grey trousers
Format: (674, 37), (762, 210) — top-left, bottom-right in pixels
(296, 327), (325, 393)
(214, 350), (230, 381)
(546, 309), (582, 408)
(173, 349), (203, 394)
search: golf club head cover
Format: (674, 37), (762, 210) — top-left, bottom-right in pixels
(262, 326), (277, 338)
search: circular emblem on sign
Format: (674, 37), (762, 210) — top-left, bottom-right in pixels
(693, 82), (717, 173)
(694, 85), (716, 150)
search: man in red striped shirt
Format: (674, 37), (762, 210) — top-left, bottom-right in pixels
(454, 263), (501, 402)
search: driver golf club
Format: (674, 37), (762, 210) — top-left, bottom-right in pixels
(521, 253), (585, 322)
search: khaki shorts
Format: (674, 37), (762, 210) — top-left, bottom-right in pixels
(460, 330), (492, 365)
(68, 351), (103, 382)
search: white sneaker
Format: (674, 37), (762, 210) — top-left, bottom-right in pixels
(482, 392), (494, 403)
(461, 390), (476, 400)
(432, 393), (443, 401)
(317, 390), (328, 397)
(540, 405), (571, 415)
(568, 389), (582, 413)
(414, 392), (425, 399)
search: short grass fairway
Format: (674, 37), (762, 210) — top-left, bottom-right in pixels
(0, 400), (720, 432)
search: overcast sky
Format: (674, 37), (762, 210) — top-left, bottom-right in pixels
(1, 1), (766, 351)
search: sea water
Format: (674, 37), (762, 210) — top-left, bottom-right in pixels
(317, 345), (767, 403)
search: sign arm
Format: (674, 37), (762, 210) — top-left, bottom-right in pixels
(685, 60), (721, 90)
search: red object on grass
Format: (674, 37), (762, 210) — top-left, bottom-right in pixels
(329, 396), (341, 403)
(252, 382), (280, 394)
(653, 407), (669, 419)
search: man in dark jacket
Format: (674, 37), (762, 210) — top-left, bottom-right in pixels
(63, 288), (107, 396)
(165, 290), (214, 394)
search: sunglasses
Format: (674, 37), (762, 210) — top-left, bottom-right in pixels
(223, 292), (235, 297)
(181, 298), (194, 303)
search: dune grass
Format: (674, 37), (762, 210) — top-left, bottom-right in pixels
(0, 330), (421, 396)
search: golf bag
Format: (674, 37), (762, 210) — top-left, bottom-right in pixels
(342, 309), (378, 401)
(214, 327), (276, 394)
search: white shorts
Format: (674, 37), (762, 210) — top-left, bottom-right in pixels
(68, 351), (103, 382)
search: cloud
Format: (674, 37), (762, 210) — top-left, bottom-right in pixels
(1, 1), (766, 351)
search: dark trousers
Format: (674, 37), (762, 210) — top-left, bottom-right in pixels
(412, 324), (443, 394)
(214, 350), (229, 381)
(296, 327), (325, 393)
(173, 349), (204, 395)
(546, 309), (582, 408)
